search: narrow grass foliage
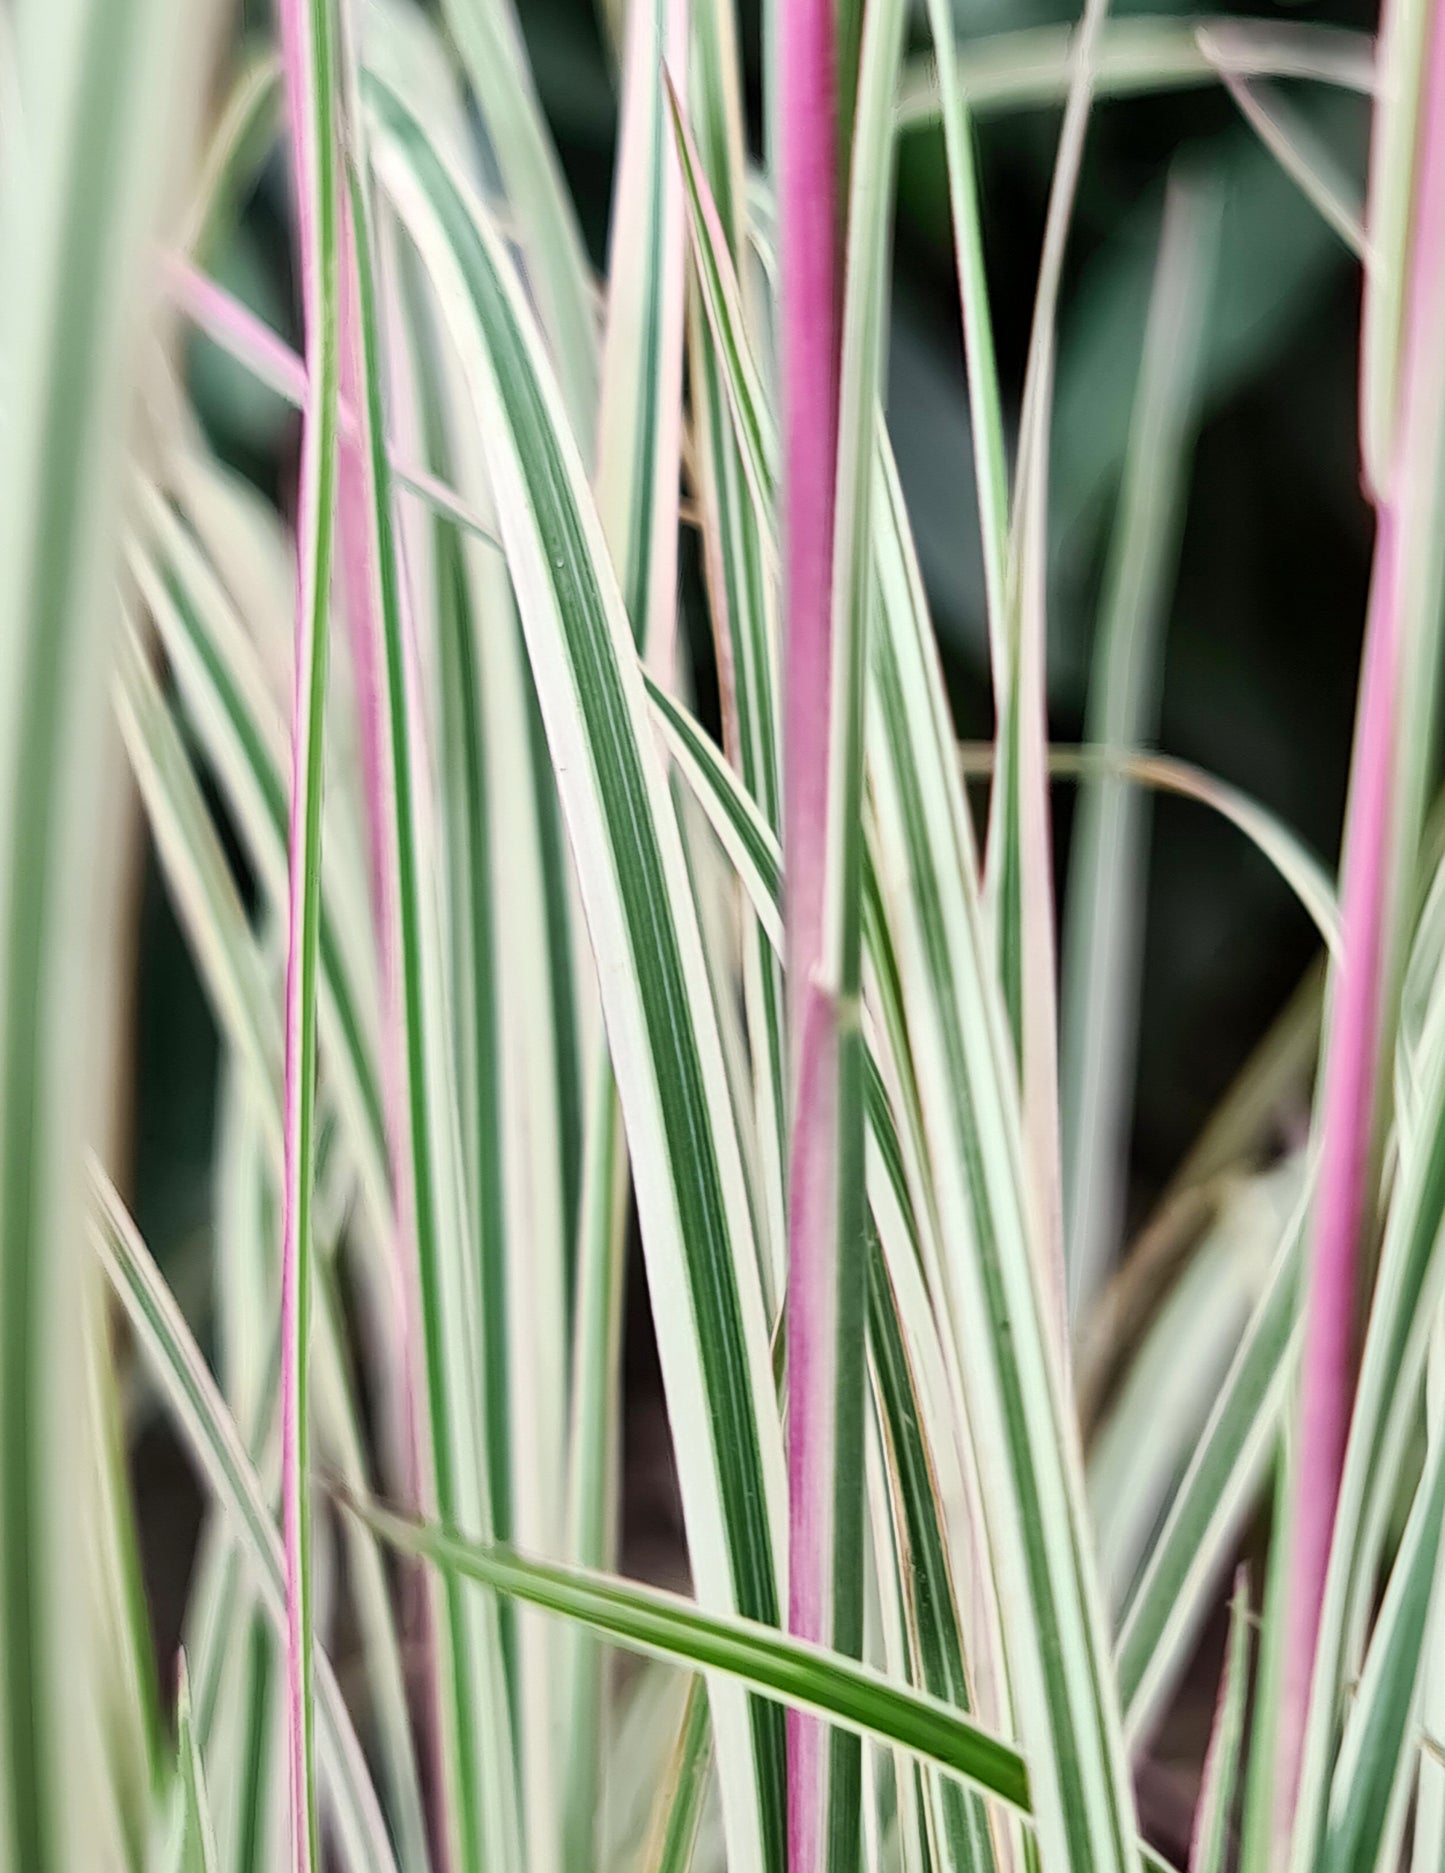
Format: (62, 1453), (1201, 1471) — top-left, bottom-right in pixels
(7, 2), (1445, 1872)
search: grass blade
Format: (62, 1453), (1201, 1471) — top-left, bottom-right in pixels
(1188, 1578), (1251, 1873)
(1116, 1195), (1305, 1741)
(348, 1496), (1034, 1814)
(1318, 1316), (1445, 1873)
(178, 1655), (221, 1873)
(274, 0), (345, 1857)
(438, 0), (597, 431)
(92, 1167), (398, 1873)
(897, 18), (1375, 128)
(1277, 0), (1445, 1831)
(372, 79), (788, 1873)
(1060, 180), (1216, 1326)
(0, 0), (212, 1864)
(868, 433), (1140, 1873)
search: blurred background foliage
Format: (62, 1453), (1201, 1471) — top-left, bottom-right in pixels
(137, 0), (1375, 1619)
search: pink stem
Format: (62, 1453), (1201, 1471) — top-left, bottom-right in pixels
(1278, 0), (1445, 1818)
(779, 6), (841, 1872)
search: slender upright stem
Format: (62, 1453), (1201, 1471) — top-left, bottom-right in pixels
(779, 6), (844, 1872)
(780, 0), (839, 1008)
(1279, 0), (1445, 1819)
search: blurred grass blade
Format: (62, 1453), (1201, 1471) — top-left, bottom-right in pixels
(0, 0), (212, 1864)
(918, 0), (1010, 662)
(1116, 1196), (1305, 1741)
(1089, 1163), (1299, 1620)
(438, 0), (597, 431)
(986, 0), (1122, 1320)
(1317, 1313), (1445, 1873)
(1206, 56), (1366, 257)
(1188, 1578), (1251, 1873)
(1361, 0), (1434, 493)
(1411, 1327), (1445, 1873)
(275, 0), (345, 1858)
(639, 1684), (713, 1873)
(116, 615), (431, 1873)
(372, 78), (788, 1873)
(91, 1167), (399, 1873)
(183, 49), (282, 263)
(1061, 180), (1215, 1327)
(178, 1655), (221, 1873)
(128, 487), (391, 1283)
(897, 18), (1375, 128)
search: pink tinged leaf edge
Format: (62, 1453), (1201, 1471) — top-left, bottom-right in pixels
(1278, 0), (1445, 1825)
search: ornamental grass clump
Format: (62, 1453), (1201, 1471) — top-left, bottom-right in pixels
(2, 0), (1445, 1870)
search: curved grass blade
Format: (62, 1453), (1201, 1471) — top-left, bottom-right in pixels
(959, 745), (1340, 954)
(897, 18), (1374, 129)
(371, 77), (788, 1873)
(183, 49), (282, 263)
(348, 1490), (1181, 1873)
(1206, 58), (1366, 258)
(348, 1495), (1032, 1813)
(91, 1167), (399, 1873)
